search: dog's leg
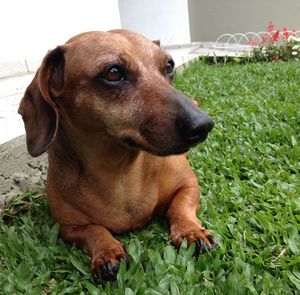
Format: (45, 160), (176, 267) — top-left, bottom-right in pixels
(166, 187), (215, 255)
(60, 224), (128, 282)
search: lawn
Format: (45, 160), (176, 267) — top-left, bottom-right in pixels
(0, 60), (300, 294)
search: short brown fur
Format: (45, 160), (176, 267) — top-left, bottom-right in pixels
(19, 29), (214, 282)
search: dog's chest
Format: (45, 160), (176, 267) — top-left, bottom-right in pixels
(56, 153), (166, 232)
(109, 178), (159, 231)
(77, 168), (161, 233)
(90, 189), (158, 233)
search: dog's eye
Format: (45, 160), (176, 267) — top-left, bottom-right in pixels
(165, 59), (175, 77)
(103, 66), (125, 82)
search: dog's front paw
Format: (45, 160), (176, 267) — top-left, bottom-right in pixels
(91, 246), (129, 283)
(171, 224), (215, 255)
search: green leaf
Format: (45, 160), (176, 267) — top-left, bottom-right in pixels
(145, 289), (164, 295)
(125, 287), (135, 295)
(158, 275), (170, 292)
(85, 281), (101, 295)
(117, 259), (127, 289)
(184, 260), (196, 284)
(291, 135), (297, 146)
(185, 242), (196, 259)
(287, 271), (300, 290)
(164, 246), (176, 264)
(178, 239), (188, 255)
(170, 279), (180, 295)
(69, 255), (87, 275)
(49, 223), (59, 245)
(288, 237), (299, 255)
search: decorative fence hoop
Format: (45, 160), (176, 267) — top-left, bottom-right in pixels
(214, 30), (300, 51)
(215, 33), (238, 45)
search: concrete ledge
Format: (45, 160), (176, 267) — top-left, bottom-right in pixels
(0, 135), (47, 214)
(0, 60), (28, 78)
(0, 58), (41, 79)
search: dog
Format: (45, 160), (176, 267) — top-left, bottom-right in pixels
(18, 29), (215, 282)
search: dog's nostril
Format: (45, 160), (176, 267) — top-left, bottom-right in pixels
(177, 116), (214, 144)
(190, 119), (214, 138)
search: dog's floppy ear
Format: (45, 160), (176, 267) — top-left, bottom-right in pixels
(18, 46), (65, 157)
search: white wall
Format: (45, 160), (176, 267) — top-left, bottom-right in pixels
(118, 0), (191, 46)
(188, 0), (300, 42)
(0, 0), (121, 62)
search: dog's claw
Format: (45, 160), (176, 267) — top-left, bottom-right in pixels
(124, 257), (130, 269)
(101, 262), (119, 281)
(92, 262), (120, 283)
(195, 239), (205, 256)
(194, 238), (216, 256)
(208, 236), (216, 250)
(92, 269), (100, 284)
(92, 256), (130, 283)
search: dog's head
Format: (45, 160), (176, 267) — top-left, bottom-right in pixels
(19, 30), (213, 157)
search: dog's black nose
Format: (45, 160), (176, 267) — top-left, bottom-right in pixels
(177, 111), (214, 144)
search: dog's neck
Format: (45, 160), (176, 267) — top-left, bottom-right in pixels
(48, 125), (159, 199)
(51, 123), (140, 174)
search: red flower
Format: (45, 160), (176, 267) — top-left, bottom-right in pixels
(283, 27), (289, 40)
(267, 21), (275, 32)
(260, 33), (271, 45)
(272, 29), (280, 42)
(248, 38), (257, 46)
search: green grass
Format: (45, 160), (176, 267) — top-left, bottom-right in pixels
(1, 60), (300, 294)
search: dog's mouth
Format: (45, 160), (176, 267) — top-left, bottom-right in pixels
(185, 133), (209, 145)
(122, 137), (142, 149)
(154, 146), (189, 156)
(122, 136), (190, 156)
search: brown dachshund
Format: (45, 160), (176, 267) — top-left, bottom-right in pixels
(18, 29), (215, 282)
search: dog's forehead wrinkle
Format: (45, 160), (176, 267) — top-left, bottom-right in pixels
(66, 31), (166, 62)
(65, 33), (131, 60)
(110, 30), (164, 66)
(65, 31), (167, 79)
(66, 30), (129, 45)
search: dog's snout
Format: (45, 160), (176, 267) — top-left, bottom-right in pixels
(177, 111), (214, 144)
